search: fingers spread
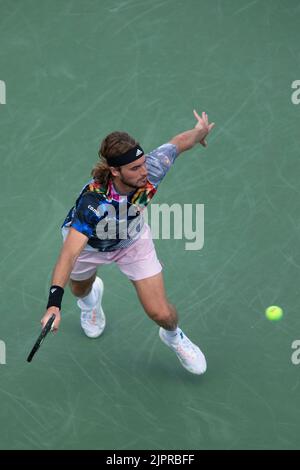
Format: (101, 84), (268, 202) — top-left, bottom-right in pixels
(193, 109), (201, 121)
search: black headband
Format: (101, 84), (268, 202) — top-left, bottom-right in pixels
(106, 145), (144, 167)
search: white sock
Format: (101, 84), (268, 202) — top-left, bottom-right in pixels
(162, 326), (182, 342)
(77, 280), (98, 309)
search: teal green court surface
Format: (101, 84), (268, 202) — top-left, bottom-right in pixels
(0, 0), (300, 450)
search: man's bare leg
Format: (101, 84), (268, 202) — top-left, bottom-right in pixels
(131, 272), (178, 330)
(132, 272), (207, 375)
(69, 273), (96, 298)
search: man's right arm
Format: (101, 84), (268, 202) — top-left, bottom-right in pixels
(51, 227), (88, 287)
(41, 227), (88, 330)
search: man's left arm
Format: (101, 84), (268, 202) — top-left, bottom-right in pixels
(146, 110), (215, 188)
(169, 110), (215, 154)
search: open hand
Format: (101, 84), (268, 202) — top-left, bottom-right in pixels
(193, 109), (215, 147)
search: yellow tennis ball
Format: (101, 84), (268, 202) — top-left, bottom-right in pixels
(265, 305), (283, 321)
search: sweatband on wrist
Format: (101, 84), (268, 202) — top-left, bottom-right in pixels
(46, 285), (64, 309)
(106, 145), (144, 167)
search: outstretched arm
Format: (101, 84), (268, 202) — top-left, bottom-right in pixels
(170, 110), (215, 155)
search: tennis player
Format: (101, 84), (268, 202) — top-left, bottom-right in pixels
(41, 110), (214, 375)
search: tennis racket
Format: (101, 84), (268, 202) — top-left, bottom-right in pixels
(27, 314), (56, 362)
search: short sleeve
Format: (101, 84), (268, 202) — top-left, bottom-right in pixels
(71, 192), (102, 238)
(146, 143), (178, 187)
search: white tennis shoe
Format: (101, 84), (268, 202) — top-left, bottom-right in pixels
(159, 328), (207, 375)
(78, 277), (106, 338)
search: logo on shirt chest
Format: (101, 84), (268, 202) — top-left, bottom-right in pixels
(88, 205), (101, 217)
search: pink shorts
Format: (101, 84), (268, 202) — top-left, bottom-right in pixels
(62, 223), (162, 282)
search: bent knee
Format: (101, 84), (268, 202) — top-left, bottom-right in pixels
(69, 282), (87, 297)
(145, 304), (175, 323)
(69, 277), (95, 297)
